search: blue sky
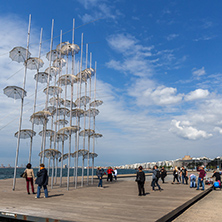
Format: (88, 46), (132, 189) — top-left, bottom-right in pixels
(1, 0), (222, 167)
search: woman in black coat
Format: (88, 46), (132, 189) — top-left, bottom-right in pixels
(35, 164), (48, 198)
(136, 166), (146, 196)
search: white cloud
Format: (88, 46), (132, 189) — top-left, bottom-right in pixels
(170, 120), (212, 140)
(185, 89), (209, 101)
(192, 67), (206, 79)
(166, 34), (179, 41)
(144, 86), (183, 106)
(78, 0), (117, 23)
(214, 127), (222, 135)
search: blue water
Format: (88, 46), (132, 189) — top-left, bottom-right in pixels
(0, 168), (151, 180)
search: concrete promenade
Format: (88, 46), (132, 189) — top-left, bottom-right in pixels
(0, 173), (214, 222)
(173, 189), (221, 222)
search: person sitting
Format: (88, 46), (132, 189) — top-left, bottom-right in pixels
(211, 169), (221, 189)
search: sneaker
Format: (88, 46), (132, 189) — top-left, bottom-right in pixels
(28, 192), (30, 195)
(35, 196), (39, 199)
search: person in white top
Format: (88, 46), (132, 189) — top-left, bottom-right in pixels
(114, 168), (118, 181)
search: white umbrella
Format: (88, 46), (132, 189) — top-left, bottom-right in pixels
(53, 58), (66, 68)
(39, 129), (55, 137)
(3, 86), (27, 100)
(43, 86), (63, 96)
(52, 133), (68, 142)
(14, 129), (36, 139)
(52, 107), (69, 116)
(49, 97), (64, 106)
(45, 66), (60, 77)
(34, 72), (52, 83)
(68, 108), (84, 118)
(25, 57), (44, 70)
(62, 99), (76, 108)
(58, 126), (80, 135)
(85, 108), (99, 117)
(90, 100), (103, 107)
(75, 96), (90, 107)
(60, 43), (80, 55)
(79, 129), (95, 137)
(30, 111), (51, 125)
(57, 74), (78, 86)
(46, 49), (63, 61)
(9, 46), (31, 63)
(90, 133), (103, 138)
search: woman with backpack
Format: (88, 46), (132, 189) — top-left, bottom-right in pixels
(136, 166), (146, 196)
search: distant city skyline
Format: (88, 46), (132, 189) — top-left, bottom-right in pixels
(0, 1), (222, 167)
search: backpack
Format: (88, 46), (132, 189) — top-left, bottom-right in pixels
(156, 170), (160, 179)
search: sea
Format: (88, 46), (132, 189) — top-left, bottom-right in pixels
(0, 168), (152, 180)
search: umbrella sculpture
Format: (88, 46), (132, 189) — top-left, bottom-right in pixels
(6, 16), (103, 191)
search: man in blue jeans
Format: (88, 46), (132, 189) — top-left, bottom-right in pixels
(196, 166), (206, 190)
(35, 164), (48, 198)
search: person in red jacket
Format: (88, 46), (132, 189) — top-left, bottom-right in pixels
(107, 167), (114, 182)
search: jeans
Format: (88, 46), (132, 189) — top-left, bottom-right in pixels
(37, 185), (48, 198)
(152, 178), (161, 190)
(98, 177), (103, 187)
(197, 178), (204, 190)
(190, 179), (196, 188)
(182, 175), (188, 184)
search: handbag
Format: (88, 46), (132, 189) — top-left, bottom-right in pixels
(20, 172), (27, 178)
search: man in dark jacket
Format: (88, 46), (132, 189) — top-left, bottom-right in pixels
(96, 167), (105, 188)
(35, 164), (48, 198)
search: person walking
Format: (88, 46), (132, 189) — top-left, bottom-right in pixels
(24, 163), (35, 194)
(114, 168), (118, 181)
(196, 166), (206, 190)
(181, 166), (188, 184)
(96, 167), (105, 188)
(172, 166), (180, 184)
(160, 167), (167, 183)
(107, 167), (114, 182)
(35, 164), (48, 198)
(136, 166), (146, 196)
(151, 165), (162, 191)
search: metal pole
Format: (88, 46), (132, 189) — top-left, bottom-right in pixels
(92, 61), (97, 184)
(29, 27), (43, 163)
(13, 14), (31, 191)
(42, 19), (54, 164)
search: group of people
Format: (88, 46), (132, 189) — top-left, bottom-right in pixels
(136, 165), (222, 196)
(96, 167), (118, 188)
(22, 163), (48, 198)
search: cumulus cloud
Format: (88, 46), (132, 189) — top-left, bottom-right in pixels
(170, 120), (213, 140)
(185, 89), (209, 101)
(192, 67), (206, 79)
(143, 86), (183, 106)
